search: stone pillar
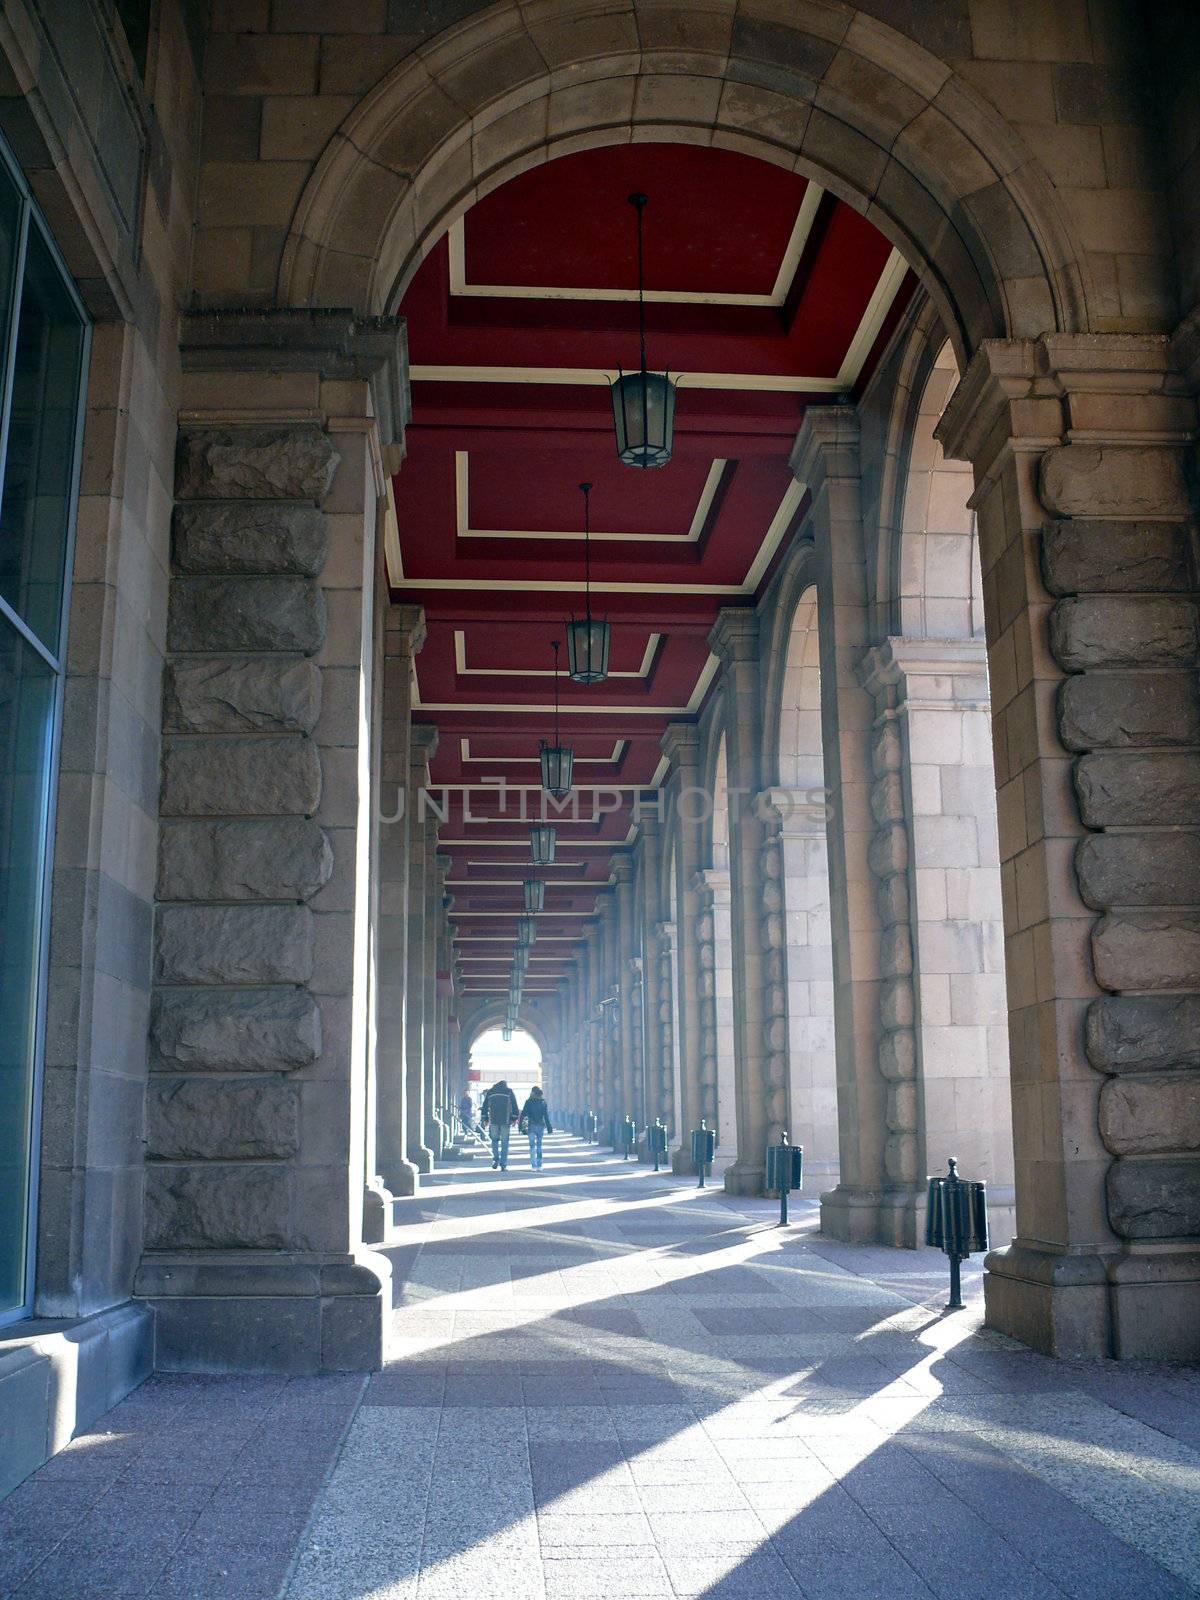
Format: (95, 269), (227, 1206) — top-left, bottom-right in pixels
(141, 311), (408, 1372)
(858, 640), (1016, 1245)
(433, 854), (453, 1152)
(598, 890), (618, 1142)
(758, 790), (838, 1186)
(423, 844), (444, 1160)
(376, 605), (424, 1201)
(709, 610), (774, 1195)
(582, 923), (599, 1122)
(635, 816), (665, 1126)
(939, 333), (1200, 1359)
(406, 725), (436, 1174)
(693, 868), (729, 1144)
(662, 723), (705, 1172)
(791, 409), (888, 1242)
(657, 920), (681, 1142)
(612, 855), (638, 1127)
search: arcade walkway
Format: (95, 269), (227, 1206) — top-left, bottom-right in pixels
(3, 1138), (1199, 1600)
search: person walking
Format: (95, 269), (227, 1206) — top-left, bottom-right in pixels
(480, 1079), (519, 1171)
(519, 1085), (553, 1171)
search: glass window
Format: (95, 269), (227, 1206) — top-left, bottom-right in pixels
(0, 225), (88, 655)
(0, 630), (55, 1314)
(0, 140), (88, 1325)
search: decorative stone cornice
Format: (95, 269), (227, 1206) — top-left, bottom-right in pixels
(755, 787), (827, 835)
(410, 722), (438, 764)
(660, 721), (701, 772)
(388, 603), (426, 659)
(707, 606), (759, 668)
(857, 638), (990, 710)
(789, 404), (861, 492)
(610, 854), (635, 884)
(181, 308), (411, 455)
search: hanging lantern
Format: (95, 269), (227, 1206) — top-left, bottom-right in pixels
(530, 825), (556, 865)
(540, 638), (575, 796)
(566, 481), (610, 685)
(517, 915), (537, 948)
(502, 1024), (513, 1041)
(523, 878), (545, 913)
(612, 193), (676, 470)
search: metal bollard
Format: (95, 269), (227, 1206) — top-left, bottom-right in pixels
(925, 1157), (989, 1309)
(691, 1120), (716, 1188)
(765, 1131), (804, 1226)
(620, 1116), (636, 1160)
(646, 1118), (668, 1173)
(583, 1110), (597, 1143)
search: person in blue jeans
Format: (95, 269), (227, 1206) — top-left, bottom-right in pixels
(481, 1079), (519, 1171)
(519, 1085), (553, 1170)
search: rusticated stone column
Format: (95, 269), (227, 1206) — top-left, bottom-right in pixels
(635, 816), (665, 1128)
(791, 410), (887, 1242)
(423, 837), (445, 1161)
(406, 724), (437, 1174)
(612, 855), (638, 1128)
(376, 605), (424, 1201)
(141, 311), (408, 1372)
(432, 854), (453, 1153)
(582, 923), (600, 1122)
(709, 609), (774, 1195)
(598, 889), (619, 1142)
(939, 333), (1200, 1360)
(857, 641), (1015, 1246)
(657, 920), (681, 1142)
(758, 789), (837, 1185)
(693, 868), (729, 1143)
(662, 723), (705, 1173)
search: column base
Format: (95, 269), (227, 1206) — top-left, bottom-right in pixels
(135, 1249), (392, 1374)
(1108, 1250), (1200, 1361)
(819, 1184), (890, 1243)
(409, 1144), (434, 1174)
(670, 1145), (695, 1176)
(723, 1162), (765, 1198)
(363, 1178), (396, 1244)
(983, 1242), (1113, 1358)
(380, 1157), (419, 1197)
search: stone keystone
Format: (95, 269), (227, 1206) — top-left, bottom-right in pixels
(168, 576), (327, 655)
(173, 503), (327, 575)
(176, 426), (340, 504)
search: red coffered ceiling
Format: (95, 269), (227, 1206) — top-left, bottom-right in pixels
(390, 143), (913, 1004)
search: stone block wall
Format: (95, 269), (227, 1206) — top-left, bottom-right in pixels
(1041, 471), (1200, 1359)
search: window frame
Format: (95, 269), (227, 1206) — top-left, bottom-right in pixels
(0, 130), (91, 1329)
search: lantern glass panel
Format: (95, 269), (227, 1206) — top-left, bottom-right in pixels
(530, 825), (556, 865)
(517, 915), (537, 947)
(565, 616), (610, 685)
(539, 741), (574, 797)
(523, 879), (544, 913)
(611, 369), (675, 469)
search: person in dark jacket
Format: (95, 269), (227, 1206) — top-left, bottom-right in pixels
(518, 1085), (553, 1171)
(480, 1079), (519, 1170)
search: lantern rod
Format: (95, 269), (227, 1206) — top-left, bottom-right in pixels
(630, 192), (648, 375)
(552, 638), (561, 747)
(579, 481), (593, 623)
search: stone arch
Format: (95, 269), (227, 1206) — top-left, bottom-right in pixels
(463, 999), (553, 1063)
(879, 302), (985, 641)
(278, 0), (1093, 362)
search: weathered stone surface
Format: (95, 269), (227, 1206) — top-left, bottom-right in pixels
(1058, 672), (1200, 751)
(1050, 596), (1196, 671)
(880, 977), (914, 1030)
(1088, 994), (1200, 1072)
(151, 987), (321, 1070)
(1039, 444), (1192, 521)
(161, 737), (321, 816)
(1075, 752), (1200, 827)
(155, 905), (313, 985)
(868, 823), (908, 878)
(168, 577), (327, 654)
(870, 773), (905, 826)
(879, 1028), (916, 1081)
(176, 426), (339, 503)
(1100, 1074), (1200, 1156)
(157, 818), (333, 901)
(173, 502), (327, 576)
(144, 1165), (292, 1250)
(1092, 913), (1200, 992)
(1076, 832), (1200, 910)
(880, 923), (913, 977)
(876, 873), (910, 926)
(1041, 520), (1193, 596)
(147, 1080), (300, 1160)
(164, 657), (322, 734)
(1107, 1156), (1200, 1239)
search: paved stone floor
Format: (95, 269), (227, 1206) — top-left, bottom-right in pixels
(3, 1136), (1200, 1599)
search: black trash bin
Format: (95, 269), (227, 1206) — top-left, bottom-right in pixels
(926, 1157), (988, 1309)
